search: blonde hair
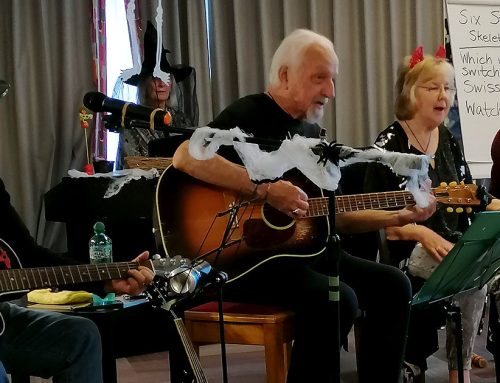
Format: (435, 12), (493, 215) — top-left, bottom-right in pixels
(268, 29), (337, 87)
(394, 55), (455, 120)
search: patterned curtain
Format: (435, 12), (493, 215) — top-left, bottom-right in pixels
(91, 0), (107, 158)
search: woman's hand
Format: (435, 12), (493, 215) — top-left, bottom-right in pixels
(397, 194), (437, 226)
(416, 227), (454, 263)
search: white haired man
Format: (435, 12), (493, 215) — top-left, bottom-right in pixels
(174, 29), (436, 382)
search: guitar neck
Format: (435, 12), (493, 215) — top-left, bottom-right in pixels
(307, 190), (415, 217)
(0, 262), (142, 293)
(173, 317), (208, 382)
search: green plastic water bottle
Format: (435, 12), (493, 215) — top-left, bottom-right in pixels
(89, 221), (113, 264)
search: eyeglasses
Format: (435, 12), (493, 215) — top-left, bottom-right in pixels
(417, 85), (456, 97)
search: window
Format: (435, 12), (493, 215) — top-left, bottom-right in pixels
(105, 0), (136, 162)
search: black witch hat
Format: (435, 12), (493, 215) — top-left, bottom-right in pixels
(124, 21), (193, 86)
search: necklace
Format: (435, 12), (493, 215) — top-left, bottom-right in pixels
(404, 120), (433, 156)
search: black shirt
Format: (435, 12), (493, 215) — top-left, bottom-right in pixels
(209, 93), (323, 164)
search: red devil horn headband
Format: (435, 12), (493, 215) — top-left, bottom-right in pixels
(434, 44), (446, 59)
(408, 44), (446, 69)
(409, 46), (424, 69)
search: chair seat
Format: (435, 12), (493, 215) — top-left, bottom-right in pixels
(185, 301), (294, 323)
(184, 301), (295, 383)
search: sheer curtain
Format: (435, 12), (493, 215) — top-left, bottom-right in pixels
(0, 0), (95, 250)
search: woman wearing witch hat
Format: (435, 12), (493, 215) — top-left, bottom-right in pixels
(116, 21), (198, 168)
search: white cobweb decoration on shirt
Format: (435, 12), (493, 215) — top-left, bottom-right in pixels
(189, 126), (431, 207)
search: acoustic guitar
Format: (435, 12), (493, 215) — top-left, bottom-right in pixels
(0, 237), (181, 301)
(155, 166), (482, 283)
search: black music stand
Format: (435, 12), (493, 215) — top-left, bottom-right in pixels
(412, 211), (500, 383)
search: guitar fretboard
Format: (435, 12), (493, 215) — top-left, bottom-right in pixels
(0, 262), (139, 293)
(306, 190), (415, 217)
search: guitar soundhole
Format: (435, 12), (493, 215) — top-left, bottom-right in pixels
(262, 204), (294, 229)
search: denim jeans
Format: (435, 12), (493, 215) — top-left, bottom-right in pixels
(0, 302), (103, 382)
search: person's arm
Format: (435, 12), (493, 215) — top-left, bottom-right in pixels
(172, 140), (310, 216)
(0, 178), (151, 295)
(384, 224), (453, 263)
(0, 178), (75, 269)
(173, 140), (257, 197)
(335, 195), (437, 233)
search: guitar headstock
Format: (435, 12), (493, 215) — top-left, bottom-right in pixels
(433, 182), (486, 213)
(150, 255), (191, 277)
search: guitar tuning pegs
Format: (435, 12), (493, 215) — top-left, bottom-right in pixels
(456, 207), (464, 213)
(446, 207), (454, 213)
(466, 207), (472, 214)
(449, 181), (458, 187)
(440, 182), (448, 187)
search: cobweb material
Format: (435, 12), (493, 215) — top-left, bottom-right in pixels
(189, 126), (431, 207)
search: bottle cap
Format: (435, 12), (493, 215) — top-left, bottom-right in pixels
(93, 221), (105, 233)
(83, 163), (94, 175)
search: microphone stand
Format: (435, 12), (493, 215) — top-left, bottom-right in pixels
(103, 115), (196, 136)
(175, 198), (250, 383)
(326, 193), (341, 382)
(195, 198), (248, 383)
(103, 115), (288, 150)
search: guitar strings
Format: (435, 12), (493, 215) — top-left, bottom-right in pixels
(306, 191), (415, 215)
(176, 319), (207, 381)
(0, 262), (138, 293)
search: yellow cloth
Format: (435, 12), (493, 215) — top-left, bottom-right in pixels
(27, 289), (93, 304)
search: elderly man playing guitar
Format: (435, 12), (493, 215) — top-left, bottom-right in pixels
(172, 29), (436, 383)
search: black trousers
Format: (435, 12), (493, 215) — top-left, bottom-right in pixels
(224, 249), (412, 383)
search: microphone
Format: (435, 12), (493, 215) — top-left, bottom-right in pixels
(83, 91), (172, 129)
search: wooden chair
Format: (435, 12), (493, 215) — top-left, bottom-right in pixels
(184, 301), (295, 383)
